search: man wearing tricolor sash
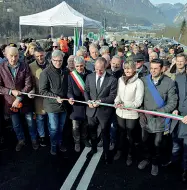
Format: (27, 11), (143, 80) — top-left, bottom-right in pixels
(68, 56), (92, 152)
(138, 58), (178, 176)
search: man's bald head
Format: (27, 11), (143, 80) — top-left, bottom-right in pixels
(7, 47), (19, 55)
(6, 47), (19, 66)
(95, 57), (107, 76)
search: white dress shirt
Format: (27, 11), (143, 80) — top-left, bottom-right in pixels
(96, 71), (106, 87)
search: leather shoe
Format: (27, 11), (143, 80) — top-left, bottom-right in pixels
(105, 155), (112, 164)
(182, 170), (187, 183)
(86, 149), (97, 159)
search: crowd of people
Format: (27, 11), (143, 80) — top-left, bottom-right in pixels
(0, 35), (187, 183)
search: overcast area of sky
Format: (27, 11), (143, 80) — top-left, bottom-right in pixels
(150, 0), (186, 4)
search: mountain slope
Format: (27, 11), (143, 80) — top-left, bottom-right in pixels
(0, 0), (153, 37)
(98, 0), (169, 24)
(156, 3), (184, 23)
(174, 3), (187, 24)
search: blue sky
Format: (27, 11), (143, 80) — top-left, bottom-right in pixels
(150, 0), (186, 4)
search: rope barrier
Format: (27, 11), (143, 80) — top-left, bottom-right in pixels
(20, 92), (183, 121)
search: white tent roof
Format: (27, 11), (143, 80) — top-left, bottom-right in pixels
(19, 1), (102, 29)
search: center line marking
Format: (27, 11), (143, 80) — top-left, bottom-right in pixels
(76, 147), (103, 190)
(60, 147), (91, 190)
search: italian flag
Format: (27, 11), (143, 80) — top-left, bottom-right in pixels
(70, 70), (85, 94)
(73, 27), (79, 55)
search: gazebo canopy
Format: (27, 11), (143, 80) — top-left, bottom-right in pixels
(19, 1), (102, 29)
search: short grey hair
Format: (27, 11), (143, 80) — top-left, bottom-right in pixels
(100, 46), (109, 55)
(95, 57), (107, 67)
(150, 52), (158, 58)
(67, 55), (75, 63)
(89, 43), (98, 51)
(79, 46), (87, 52)
(112, 55), (121, 61)
(52, 50), (64, 58)
(74, 56), (85, 65)
(76, 50), (84, 56)
(124, 61), (136, 70)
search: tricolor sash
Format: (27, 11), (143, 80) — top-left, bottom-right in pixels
(146, 74), (171, 134)
(70, 70), (85, 94)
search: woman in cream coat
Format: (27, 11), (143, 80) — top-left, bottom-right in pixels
(114, 61), (144, 166)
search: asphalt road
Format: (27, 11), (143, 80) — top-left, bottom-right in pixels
(1, 127), (187, 190)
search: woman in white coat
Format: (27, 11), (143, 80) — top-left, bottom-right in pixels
(114, 61), (144, 165)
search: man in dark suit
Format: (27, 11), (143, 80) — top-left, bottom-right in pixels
(84, 57), (117, 163)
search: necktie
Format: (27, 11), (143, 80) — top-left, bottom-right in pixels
(96, 76), (101, 93)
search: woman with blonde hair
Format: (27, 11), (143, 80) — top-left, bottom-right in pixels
(114, 61), (144, 165)
(24, 42), (37, 64)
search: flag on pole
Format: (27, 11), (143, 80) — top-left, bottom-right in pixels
(79, 30), (82, 47)
(73, 27), (79, 55)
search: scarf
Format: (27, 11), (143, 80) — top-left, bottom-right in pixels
(36, 61), (47, 70)
(122, 72), (136, 85)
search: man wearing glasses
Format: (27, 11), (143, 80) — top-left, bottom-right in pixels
(39, 50), (68, 155)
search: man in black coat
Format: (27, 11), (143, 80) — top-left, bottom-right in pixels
(133, 53), (149, 78)
(39, 50), (68, 155)
(170, 54), (187, 182)
(107, 55), (123, 150)
(107, 55), (123, 80)
(84, 57), (117, 163)
(68, 56), (92, 152)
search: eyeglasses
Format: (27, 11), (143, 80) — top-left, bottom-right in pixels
(53, 46), (58, 48)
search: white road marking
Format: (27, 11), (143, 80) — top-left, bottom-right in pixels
(76, 147), (103, 190)
(60, 147), (91, 190)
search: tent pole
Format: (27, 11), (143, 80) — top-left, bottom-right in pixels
(50, 26), (54, 39)
(82, 25), (84, 46)
(19, 24), (22, 40)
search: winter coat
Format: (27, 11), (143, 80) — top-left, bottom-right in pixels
(29, 60), (49, 115)
(0, 61), (33, 114)
(39, 64), (68, 113)
(115, 74), (144, 120)
(140, 75), (178, 133)
(170, 73), (187, 138)
(67, 69), (92, 120)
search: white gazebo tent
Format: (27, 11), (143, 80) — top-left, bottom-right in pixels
(19, 1), (102, 39)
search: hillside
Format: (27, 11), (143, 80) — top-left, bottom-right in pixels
(0, 0), (152, 39)
(156, 3), (184, 23)
(98, 0), (169, 24)
(174, 3), (187, 24)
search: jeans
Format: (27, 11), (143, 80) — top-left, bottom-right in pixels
(48, 112), (67, 147)
(172, 127), (187, 170)
(72, 120), (88, 143)
(11, 112), (37, 141)
(36, 114), (48, 138)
